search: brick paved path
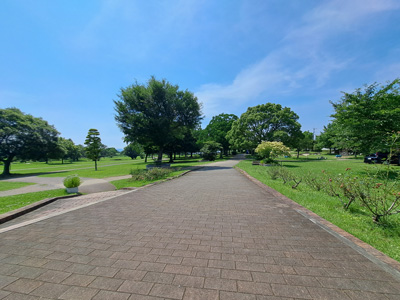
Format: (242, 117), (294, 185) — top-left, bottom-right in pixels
(1, 157), (400, 299)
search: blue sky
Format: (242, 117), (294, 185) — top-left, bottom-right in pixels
(1, 0), (399, 149)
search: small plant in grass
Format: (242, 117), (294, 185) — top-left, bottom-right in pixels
(63, 175), (81, 188)
(303, 172), (325, 191)
(266, 166), (301, 189)
(267, 166), (281, 180)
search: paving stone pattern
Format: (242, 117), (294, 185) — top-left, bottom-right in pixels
(1, 157), (400, 299)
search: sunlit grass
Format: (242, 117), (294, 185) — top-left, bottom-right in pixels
(0, 181), (35, 192)
(0, 189), (69, 214)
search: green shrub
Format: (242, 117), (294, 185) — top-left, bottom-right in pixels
(63, 175), (81, 188)
(255, 141), (290, 162)
(130, 167), (176, 181)
(201, 141), (222, 161)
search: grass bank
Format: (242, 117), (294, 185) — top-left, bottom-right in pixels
(0, 189), (69, 214)
(236, 158), (400, 262)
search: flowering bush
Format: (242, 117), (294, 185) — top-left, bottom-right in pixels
(255, 141), (290, 163)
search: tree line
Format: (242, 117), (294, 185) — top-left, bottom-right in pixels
(2, 77), (398, 175)
(0, 109), (120, 175)
(114, 77), (315, 162)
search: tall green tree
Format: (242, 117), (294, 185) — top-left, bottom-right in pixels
(227, 103), (302, 151)
(123, 142), (144, 159)
(0, 108), (59, 175)
(204, 113), (238, 156)
(103, 147), (119, 158)
(114, 77), (203, 162)
(64, 138), (81, 161)
(331, 79), (400, 154)
(316, 122), (340, 154)
(84, 128), (102, 171)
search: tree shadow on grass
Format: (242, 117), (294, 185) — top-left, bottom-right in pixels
(0, 170), (70, 180)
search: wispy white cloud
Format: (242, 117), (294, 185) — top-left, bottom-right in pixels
(70, 0), (204, 62)
(195, 0), (399, 120)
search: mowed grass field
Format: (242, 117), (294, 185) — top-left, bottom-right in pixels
(236, 155), (400, 262)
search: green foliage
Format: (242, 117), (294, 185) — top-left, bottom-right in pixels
(255, 141), (290, 163)
(0, 107), (59, 175)
(130, 167), (177, 181)
(84, 128), (103, 170)
(114, 77), (202, 161)
(315, 122), (338, 152)
(200, 141), (222, 161)
(203, 113), (238, 155)
(330, 78), (400, 154)
(63, 175), (81, 188)
(103, 147), (119, 158)
(227, 103), (302, 151)
(123, 142), (144, 159)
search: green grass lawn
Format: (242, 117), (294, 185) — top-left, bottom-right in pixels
(236, 157), (400, 262)
(0, 189), (69, 214)
(0, 181), (35, 192)
(4, 156), (133, 173)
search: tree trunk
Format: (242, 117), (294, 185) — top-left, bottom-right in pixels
(297, 149), (300, 159)
(169, 152), (173, 163)
(2, 157), (13, 176)
(157, 148), (163, 162)
(95, 160), (98, 171)
(62, 158), (64, 164)
(145, 153), (148, 163)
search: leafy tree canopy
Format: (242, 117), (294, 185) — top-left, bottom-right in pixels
(227, 103), (302, 151)
(0, 107), (59, 175)
(123, 142), (144, 159)
(114, 76), (202, 161)
(103, 147), (119, 158)
(331, 78), (400, 154)
(204, 113), (238, 155)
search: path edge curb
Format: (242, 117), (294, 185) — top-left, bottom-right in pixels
(0, 194), (81, 225)
(235, 166), (400, 276)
